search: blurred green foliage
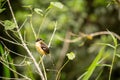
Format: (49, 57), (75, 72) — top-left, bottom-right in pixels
(0, 0), (120, 80)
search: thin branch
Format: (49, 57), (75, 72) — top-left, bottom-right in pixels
(5, 31), (19, 43)
(37, 16), (46, 38)
(90, 31), (120, 40)
(7, 0), (45, 80)
(58, 31), (120, 43)
(56, 60), (69, 80)
(1, 57), (28, 67)
(41, 56), (47, 80)
(30, 15), (37, 39)
(0, 20), (5, 26)
(7, 0), (19, 29)
(18, 17), (28, 31)
(0, 77), (27, 80)
(6, 46), (31, 59)
(37, 9), (52, 38)
(48, 21), (57, 48)
(0, 36), (23, 46)
(57, 36), (82, 43)
(38, 56), (44, 65)
(1, 42), (31, 66)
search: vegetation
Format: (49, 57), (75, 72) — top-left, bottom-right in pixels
(0, 0), (120, 80)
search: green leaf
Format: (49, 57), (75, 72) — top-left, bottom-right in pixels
(50, 2), (64, 9)
(83, 47), (104, 80)
(3, 64), (11, 78)
(34, 8), (43, 16)
(66, 52), (75, 60)
(8, 55), (18, 78)
(0, 43), (4, 54)
(4, 20), (16, 30)
(0, 44), (11, 78)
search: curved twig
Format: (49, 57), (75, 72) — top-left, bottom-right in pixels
(58, 31), (120, 43)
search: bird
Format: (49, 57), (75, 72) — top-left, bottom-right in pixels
(35, 38), (49, 55)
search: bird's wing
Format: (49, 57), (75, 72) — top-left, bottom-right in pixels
(40, 42), (49, 54)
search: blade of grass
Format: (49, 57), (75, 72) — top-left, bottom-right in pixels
(109, 47), (116, 80)
(0, 44), (11, 78)
(0, 60), (30, 79)
(8, 54), (18, 78)
(3, 58), (11, 78)
(0, 44), (4, 54)
(82, 47), (104, 80)
(108, 30), (118, 80)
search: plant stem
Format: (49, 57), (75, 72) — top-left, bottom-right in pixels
(37, 8), (51, 38)
(41, 56), (47, 80)
(7, 0), (45, 80)
(48, 21), (57, 48)
(77, 72), (87, 80)
(30, 14), (37, 39)
(109, 48), (116, 80)
(56, 60), (69, 80)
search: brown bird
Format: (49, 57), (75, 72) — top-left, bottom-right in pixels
(35, 38), (49, 55)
